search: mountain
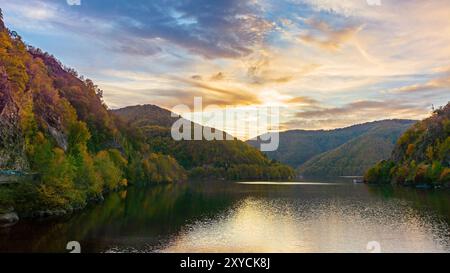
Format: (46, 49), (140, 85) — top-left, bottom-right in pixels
(0, 15), (188, 216)
(365, 103), (450, 186)
(113, 104), (295, 180)
(248, 120), (416, 176)
(113, 104), (180, 128)
(112, 104), (234, 140)
(298, 120), (415, 176)
(0, 17), (294, 217)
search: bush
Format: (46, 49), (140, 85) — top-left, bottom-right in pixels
(439, 168), (450, 184)
(414, 164), (431, 184)
(0, 187), (14, 213)
(364, 160), (395, 184)
(94, 150), (125, 192)
(140, 153), (187, 184)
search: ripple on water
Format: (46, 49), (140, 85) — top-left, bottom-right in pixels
(158, 194), (450, 253)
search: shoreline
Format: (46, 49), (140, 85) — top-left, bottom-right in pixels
(0, 185), (120, 228)
(3, 178), (449, 228)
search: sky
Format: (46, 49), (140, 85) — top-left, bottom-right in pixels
(1, 0), (449, 139)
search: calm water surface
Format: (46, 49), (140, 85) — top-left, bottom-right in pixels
(1, 180), (450, 253)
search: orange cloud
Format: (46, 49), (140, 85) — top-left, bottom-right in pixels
(386, 73), (450, 93)
(284, 96), (319, 105)
(175, 77), (262, 106)
(210, 72), (226, 81)
(300, 18), (362, 51)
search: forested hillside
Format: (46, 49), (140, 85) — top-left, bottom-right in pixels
(113, 105), (295, 180)
(0, 15), (293, 217)
(113, 104), (181, 129)
(248, 120), (415, 176)
(298, 120), (415, 176)
(0, 16), (182, 216)
(365, 103), (450, 186)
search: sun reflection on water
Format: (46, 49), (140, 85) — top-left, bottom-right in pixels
(161, 194), (450, 253)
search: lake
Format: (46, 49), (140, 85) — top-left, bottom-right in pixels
(1, 180), (450, 253)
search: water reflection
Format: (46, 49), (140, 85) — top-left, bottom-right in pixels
(1, 181), (449, 253)
(162, 191), (450, 253)
(236, 182), (344, 185)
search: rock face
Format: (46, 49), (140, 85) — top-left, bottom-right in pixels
(48, 125), (68, 151)
(0, 68), (28, 171)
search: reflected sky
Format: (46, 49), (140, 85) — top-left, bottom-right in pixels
(2, 181), (450, 253)
(161, 192), (450, 253)
(236, 181), (345, 185)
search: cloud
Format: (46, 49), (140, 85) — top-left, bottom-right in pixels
(284, 96), (319, 105)
(250, 74), (293, 85)
(279, 18), (294, 27)
(385, 72), (450, 94)
(281, 99), (430, 130)
(101, 83), (253, 110)
(296, 0), (381, 18)
(97, 69), (261, 108)
(299, 18), (363, 51)
(110, 38), (162, 56)
(1, 0), (276, 59)
(192, 72), (227, 81)
(78, 0), (274, 59)
(243, 52), (319, 86)
(176, 77), (262, 106)
(295, 100), (416, 118)
(4, 1), (57, 21)
(2, 0), (449, 135)
(66, 0), (81, 6)
(210, 72), (226, 81)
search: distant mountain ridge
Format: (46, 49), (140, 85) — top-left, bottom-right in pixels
(112, 104), (180, 129)
(298, 120), (416, 176)
(113, 104), (296, 180)
(112, 104), (235, 140)
(248, 119), (416, 177)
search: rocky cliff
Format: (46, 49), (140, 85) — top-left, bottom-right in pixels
(0, 67), (27, 170)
